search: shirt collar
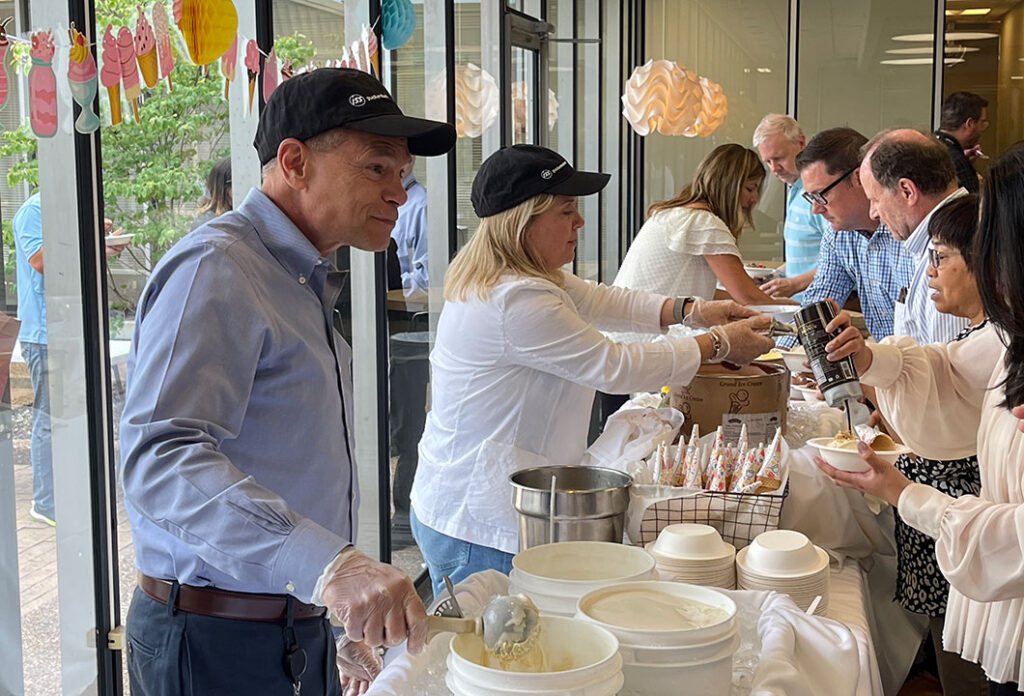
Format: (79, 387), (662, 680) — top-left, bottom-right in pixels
(904, 187), (968, 256)
(237, 188), (329, 290)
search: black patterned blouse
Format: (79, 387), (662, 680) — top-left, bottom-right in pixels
(892, 319), (987, 616)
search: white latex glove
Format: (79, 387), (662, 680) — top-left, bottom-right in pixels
(337, 638), (383, 696)
(320, 549), (428, 653)
(686, 299), (763, 328)
(708, 316), (774, 365)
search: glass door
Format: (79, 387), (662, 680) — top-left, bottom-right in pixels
(505, 8), (551, 147)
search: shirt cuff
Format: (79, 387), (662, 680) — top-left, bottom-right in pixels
(310, 545), (358, 607)
(271, 517), (348, 604)
(668, 336), (704, 385)
(897, 482), (955, 540)
(859, 343), (904, 388)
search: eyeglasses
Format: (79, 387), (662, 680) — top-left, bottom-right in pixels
(801, 167), (857, 207)
(928, 247), (960, 269)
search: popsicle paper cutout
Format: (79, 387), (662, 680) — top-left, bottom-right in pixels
(135, 5), (158, 88)
(178, 0), (237, 66)
(29, 30), (58, 138)
(0, 18), (12, 111)
(67, 23), (100, 133)
(262, 46), (277, 104)
(244, 39), (259, 112)
(117, 25), (140, 123)
(221, 34), (237, 99)
(153, 1), (174, 90)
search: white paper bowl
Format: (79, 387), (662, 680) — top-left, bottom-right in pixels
(747, 304), (797, 323)
(744, 530), (820, 576)
(807, 437), (910, 473)
(651, 524), (729, 560)
(791, 384), (821, 403)
(744, 265), (776, 282)
(776, 348), (807, 374)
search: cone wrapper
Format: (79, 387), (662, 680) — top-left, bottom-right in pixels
(756, 428), (783, 492)
(706, 452), (730, 492)
(731, 448), (761, 493)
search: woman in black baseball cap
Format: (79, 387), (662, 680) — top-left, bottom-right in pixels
(409, 145), (774, 594)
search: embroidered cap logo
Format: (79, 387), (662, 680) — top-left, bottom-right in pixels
(349, 94), (366, 107)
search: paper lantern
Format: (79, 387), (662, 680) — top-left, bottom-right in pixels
(177, 0), (238, 66)
(622, 59), (704, 137)
(381, 0), (416, 51)
(691, 76), (728, 136)
(425, 63), (498, 139)
(511, 81), (559, 134)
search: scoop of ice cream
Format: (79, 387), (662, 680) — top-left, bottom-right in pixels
(30, 30), (55, 62)
(117, 26), (140, 91)
(244, 39), (260, 74)
(101, 25), (121, 87)
(135, 6), (155, 55)
(67, 28), (98, 83)
(828, 430), (858, 450)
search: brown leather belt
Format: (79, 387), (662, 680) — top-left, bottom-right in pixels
(138, 573), (326, 623)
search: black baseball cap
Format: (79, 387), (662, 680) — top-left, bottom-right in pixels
(471, 145), (611, 218)
(254, 68), (456, 165)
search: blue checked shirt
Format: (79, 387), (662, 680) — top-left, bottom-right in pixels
(777, 222), (914, 348)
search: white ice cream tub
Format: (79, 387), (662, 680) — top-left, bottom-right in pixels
(445, 615), (624, 696)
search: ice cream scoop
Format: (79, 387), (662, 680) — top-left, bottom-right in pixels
(427, 593), (541, 659)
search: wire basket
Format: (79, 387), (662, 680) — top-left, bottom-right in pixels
(636, 482), (789, 550)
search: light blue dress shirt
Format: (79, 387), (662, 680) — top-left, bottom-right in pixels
(784, 180), (829, 301)
(120, 189), (356, 603)
(12, 193), (46, 345)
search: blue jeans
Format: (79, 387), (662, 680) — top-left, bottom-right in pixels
(410, 509), (514, 598)
(22, 342), (53, 518)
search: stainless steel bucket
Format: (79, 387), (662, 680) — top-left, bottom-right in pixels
(509, 465), (632, 551)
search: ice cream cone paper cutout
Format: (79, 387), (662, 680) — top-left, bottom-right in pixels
(244, 39), (259, 112)
(101, 25), (122, 125)
(262, 47), (277, 103)
(117, 26), (140, 123)
(221, 35), (237, 99)
(135, 6), (158, 88)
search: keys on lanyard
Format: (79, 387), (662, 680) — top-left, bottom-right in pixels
(282, 597), (307, 695)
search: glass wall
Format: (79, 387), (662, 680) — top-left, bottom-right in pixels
(642, 0), (789, 264)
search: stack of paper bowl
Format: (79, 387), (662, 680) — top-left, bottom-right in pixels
(509, 541), (657, 617)
(644, 524), (736, 589)
(735, 530), (830, 615)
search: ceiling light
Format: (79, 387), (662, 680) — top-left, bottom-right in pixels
(892, 32), (997, 41)
(886, 46), (979, 54)
(1013, 75), (1024, 80)
(880, 57), (966, 65)
(945, 9), (961, 15)
(960, 8), (991, 15)
(756, 67), (772, 73)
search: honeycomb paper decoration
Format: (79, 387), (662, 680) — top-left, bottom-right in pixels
(178, 0), (238, 66)
(381, 0), (416, 51)
(622, 59), (718, 137)
(425, 63), (498, 138)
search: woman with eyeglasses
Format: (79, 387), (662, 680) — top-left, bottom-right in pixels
(608, 144), (790, 342)
(818, 143), (1024, 695)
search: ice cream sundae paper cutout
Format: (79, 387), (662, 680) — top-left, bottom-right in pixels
(117, 26), (141, 123)
(0, 18), (12, 112)
(244, 39), (259, 112)
(101, 25), (122, 124)
(178, 0), (238, 67)
(153, 1), (174, 90)
(220, 35), (237, 99)
(67, 24), (99, 133)
(29, 30), (58, 138)
(262, 46), (277, 104)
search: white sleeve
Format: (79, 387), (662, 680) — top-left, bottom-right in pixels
(859, 325), (1002, 459)
(500, 282), (702, 394)
(559, 271), (668, 333)
(663, 210), (741, 258)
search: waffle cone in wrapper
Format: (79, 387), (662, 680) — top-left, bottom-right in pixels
(706, 452), (730, 492)
(679, 425), (702, 488)
(756, 428), (783, 492)
(731, 446), (761, 493)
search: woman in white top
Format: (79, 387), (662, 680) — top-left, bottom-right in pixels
(818, 142), (1024, 694)
(611, 144), (783, 343)
(410, 145), (775, 595)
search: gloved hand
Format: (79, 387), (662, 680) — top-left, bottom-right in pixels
(336, 638), (384, 696)
(708, 316), (774, 365)
(320, 549), (428, 654)
(685, 299), (763, 328)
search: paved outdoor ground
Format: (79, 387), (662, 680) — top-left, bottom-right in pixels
(11, 366), (425, 695)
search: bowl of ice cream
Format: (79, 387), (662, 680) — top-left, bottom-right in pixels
(776, 346), (807, 374)
(808, 431), (910, 472)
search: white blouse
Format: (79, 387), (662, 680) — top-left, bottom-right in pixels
(861, 323), (1024, 684)
(609, 207), (740, 343)
(411, 271), (705, 554)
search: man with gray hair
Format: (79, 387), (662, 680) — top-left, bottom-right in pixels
(753, 114), (829, 300)
(860, 128), (969, 344)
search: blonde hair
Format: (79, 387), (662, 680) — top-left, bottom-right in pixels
(647, 144), (764, 236)
(445, 194), (562, 301)
(752, 113), (803, 148)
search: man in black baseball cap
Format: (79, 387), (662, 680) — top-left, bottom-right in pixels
(471, 144), (610, 217)
(121, 68), (455, 696)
